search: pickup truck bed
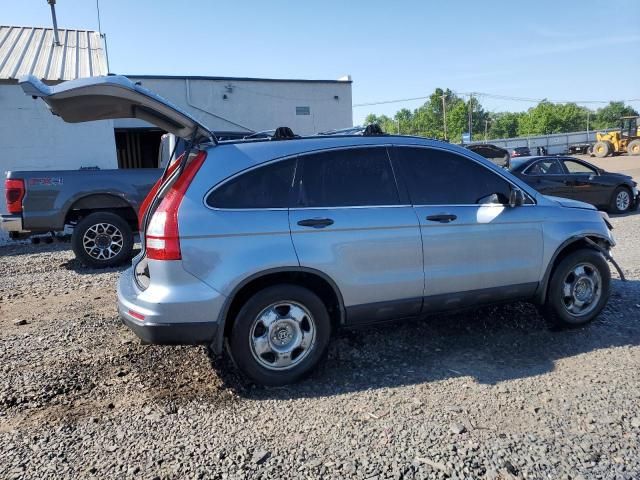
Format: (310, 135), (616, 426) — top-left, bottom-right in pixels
(2, 168), (160, 266)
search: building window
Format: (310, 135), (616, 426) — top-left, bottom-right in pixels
(296, 106), (311, 115)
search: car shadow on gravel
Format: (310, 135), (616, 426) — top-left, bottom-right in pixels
(0, 241), (71, 257)
(218, 278), (640, 400)
(609, 208), (640, 218)
(61, 247), (141, 274)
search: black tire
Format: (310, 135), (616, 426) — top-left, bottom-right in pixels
(593, 141), (611, 158)
(71, 212), (134, 268)
(228, 284), (331, 386)
(609, 186), (633, 214)
(543, 249), (610, 329)
(627, 139), (640, 156)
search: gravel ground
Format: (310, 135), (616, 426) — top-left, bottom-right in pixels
(1, 212), (639, 480)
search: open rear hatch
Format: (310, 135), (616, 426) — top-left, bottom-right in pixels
(20, 75), (214, 281)
(19, 74), (215, 143)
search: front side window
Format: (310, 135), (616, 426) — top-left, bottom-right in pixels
(397, 147), (512, 205)
(297, 148), (399, 207)
(563, 160), (597, 174)
(524, 159), (564, 175)
(207, 158), (296, 209)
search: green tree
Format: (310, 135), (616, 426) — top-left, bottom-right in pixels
(593, 101), (639, 130)
(517, 101), (590, 136)
(488, 112), (522, 139)
(364, 89), (637, 141)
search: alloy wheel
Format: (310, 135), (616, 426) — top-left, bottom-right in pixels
(82, 222), (124, 261)
(616, 190), (630, 212)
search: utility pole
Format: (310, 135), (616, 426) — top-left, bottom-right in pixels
(441, 93), (448, 140)
(468, 93), (473, 141)
(484, 119), (489, 142)
(586, 111), (590, 136)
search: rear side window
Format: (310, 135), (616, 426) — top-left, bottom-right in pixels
(563, 160), (596, 174)
(297, 148), (399, 207)
(207, 158), (296, 209)
(397, 147), (512, 205)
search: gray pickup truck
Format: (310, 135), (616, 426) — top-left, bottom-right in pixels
(3, 168), (160, 267)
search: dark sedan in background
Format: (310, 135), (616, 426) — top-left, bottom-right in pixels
(509, 146), (531, 158)
(508, 156), (639, 214)
(466, 143), (510, 166)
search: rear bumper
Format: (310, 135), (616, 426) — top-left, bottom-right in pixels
(117, 262), (226, 347)
(0, 214), (28, 234)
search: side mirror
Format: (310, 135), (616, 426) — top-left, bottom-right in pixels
(509, 188), (525, 208)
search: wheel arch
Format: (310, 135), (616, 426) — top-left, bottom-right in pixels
(535, 234), (613, 305)
(65, 194), (138, 230)
(211, 267), (345, 355)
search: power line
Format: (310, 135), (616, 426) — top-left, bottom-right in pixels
(353, 91), (640, 108)
(353, 95), (431, 107)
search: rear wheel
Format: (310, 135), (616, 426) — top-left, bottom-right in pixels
(610, 186), (633, 214)
(228, 285), (331, 386)
(593, 141), (611, 158)
(543, 249), (610, 329)
(627, 139), (640, 156)
(71, 212), (134, 268)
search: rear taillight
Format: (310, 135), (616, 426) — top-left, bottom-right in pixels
(146, 151), (207, 261)
(5, 179), (25, 214)
(138, 154), (184, 230)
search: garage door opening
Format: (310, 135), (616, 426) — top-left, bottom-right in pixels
(115, 129), (164, 169)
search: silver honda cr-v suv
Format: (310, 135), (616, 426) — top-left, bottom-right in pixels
(21, 75), (619, 386)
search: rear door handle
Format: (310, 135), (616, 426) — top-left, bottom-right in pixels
(426, 214), (457, 223)
(297, 218), (334, 228)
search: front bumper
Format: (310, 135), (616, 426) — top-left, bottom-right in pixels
(117, 262), (226, 346)
(121, 315), (219, 345)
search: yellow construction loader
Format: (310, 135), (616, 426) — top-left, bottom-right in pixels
(592, 116), (640, 157)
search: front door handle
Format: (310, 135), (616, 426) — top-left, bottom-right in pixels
(297, 218), (334, 228)
(426, 214), (457, 223)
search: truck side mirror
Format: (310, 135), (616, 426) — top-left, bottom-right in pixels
(509, 188), (525, 207)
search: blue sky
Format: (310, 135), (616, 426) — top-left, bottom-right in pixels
(4, 0), (639, 124)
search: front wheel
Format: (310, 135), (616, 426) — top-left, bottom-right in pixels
(593, 141), (611, 158)
(228, 285), (331, 386)
(543, 249), (610, 329)
(71, 212), (134, 268)
(610, 186), (633, 214)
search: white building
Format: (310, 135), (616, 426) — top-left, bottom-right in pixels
(0, 25), (353, 239)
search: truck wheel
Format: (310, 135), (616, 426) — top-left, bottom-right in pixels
(71, 212), (133, 268)
(228, 285), (331, 386)
(627, 139), (640, 156)
(543, 249), (610, 329)
(592, 141), (610, 158)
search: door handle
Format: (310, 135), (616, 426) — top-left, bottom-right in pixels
(297, 218), (334, 228)
(426, 214), (457, 223)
